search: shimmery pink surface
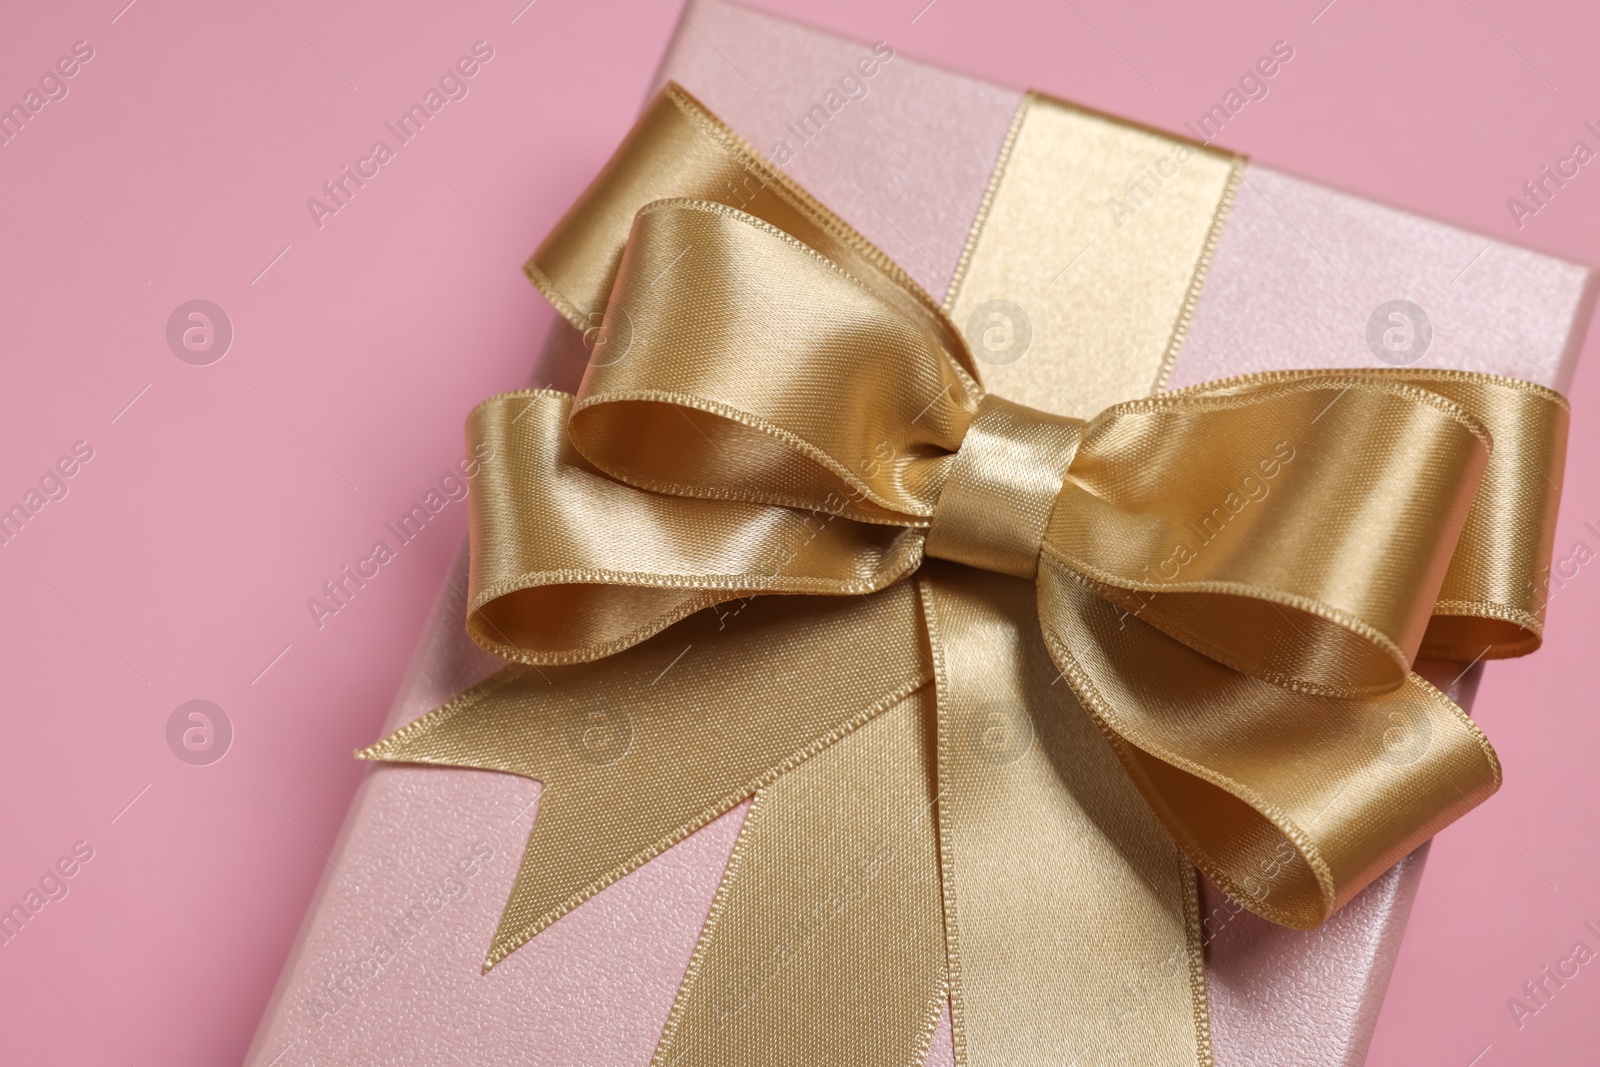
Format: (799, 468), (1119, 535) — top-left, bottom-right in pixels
(2, 4), (1598, 1067)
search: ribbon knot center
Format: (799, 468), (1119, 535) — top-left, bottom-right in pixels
(924, 394), (1084, 579)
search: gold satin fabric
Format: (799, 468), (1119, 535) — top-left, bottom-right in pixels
(364, 83), (1569, 1067)
(653, 686), (947, 1067)
(946, 92), (1241, 416)
(366, 585), (931, 966)
(922, 562), (1212, 1064)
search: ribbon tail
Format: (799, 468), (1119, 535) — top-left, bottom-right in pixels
(360, 585), (931, 968)
(920, 561), (1212, 1067)
(651, 687), (947, 1067)
(1036, 560), (1501, 929)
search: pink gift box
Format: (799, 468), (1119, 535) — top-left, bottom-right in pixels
(245, 3), (1596, 1064)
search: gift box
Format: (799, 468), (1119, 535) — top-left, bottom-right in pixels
(244, 3), (1595, 1065)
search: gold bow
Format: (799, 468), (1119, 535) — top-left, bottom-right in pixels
(363, 85), (1568, 1066)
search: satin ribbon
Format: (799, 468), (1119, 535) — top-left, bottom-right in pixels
(363, 84), (1568, 1066)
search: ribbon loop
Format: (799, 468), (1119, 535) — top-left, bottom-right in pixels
(1174, 369), (1571, 661)
(926, 394), (1083, 579)
(1037, 561), (1501, 927)
(1043, 378), (1492, 697)
(463, 390), (925, 664)
(567, 199), (976, 525)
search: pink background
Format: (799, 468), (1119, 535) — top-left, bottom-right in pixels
(1, 1), (1596, 1065)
